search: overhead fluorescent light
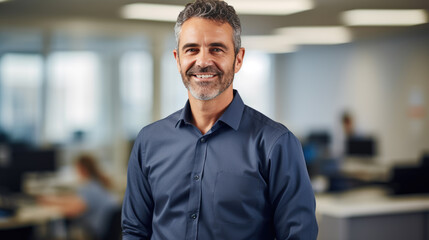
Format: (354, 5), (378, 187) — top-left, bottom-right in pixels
(342, 9), (428, 26)
(242, 35), (297, 53)
(121, 3), (184, 22)
(226, 0), (314, 15)
(275, 26), (352, 44)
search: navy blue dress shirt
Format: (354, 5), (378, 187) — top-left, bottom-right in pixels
(122, 90), (318, 240)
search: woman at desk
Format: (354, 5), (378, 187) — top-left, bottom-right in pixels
(39, 154), (120, 240)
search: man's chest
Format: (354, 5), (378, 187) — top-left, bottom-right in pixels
(145, 137), (270, 229)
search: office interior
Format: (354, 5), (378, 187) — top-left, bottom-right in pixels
(0, 0), (428, 239)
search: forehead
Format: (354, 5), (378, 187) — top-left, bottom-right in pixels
(179, 17), (234, 47)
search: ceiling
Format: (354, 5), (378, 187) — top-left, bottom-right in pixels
(0, 0), (428, 42)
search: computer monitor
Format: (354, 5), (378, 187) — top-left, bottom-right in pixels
(0, 147), (57, 193)
(390, 165), (429, 195)
(13, 148), (57, 172)
(346, 137), (376, 157)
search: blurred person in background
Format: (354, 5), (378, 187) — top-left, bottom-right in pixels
(39, 154), (121, 240)
(332, 111), (359, 159)
(341, 112), (356, 139)
(121, 0), (318, 239)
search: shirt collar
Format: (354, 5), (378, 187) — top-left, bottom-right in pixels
(175, 90), (244, 131)
(176, 101), (193, 127)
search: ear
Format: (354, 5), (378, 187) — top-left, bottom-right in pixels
(234, 48), (245, 73)
(173, 49), (180, 71)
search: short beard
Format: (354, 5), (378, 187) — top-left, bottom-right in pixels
(180, 58), (236, 101)
(188, 78), (232, 101)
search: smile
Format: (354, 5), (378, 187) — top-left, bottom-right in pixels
(195, 74), (214, 78)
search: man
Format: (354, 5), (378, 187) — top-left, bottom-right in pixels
(121, 0), (318, 239)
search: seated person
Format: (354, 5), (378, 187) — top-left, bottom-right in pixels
(39, 154), (120, 240)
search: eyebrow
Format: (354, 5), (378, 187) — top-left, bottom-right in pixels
(181, 43), (199, 51)
(181, 42), (229, 51)
(210, 42), (228, 50)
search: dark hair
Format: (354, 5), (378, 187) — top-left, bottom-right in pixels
(174, 0), (242, 55)
(76, 154), (112, 189)
(342, 112), (352, 124)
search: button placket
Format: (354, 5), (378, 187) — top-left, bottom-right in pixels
(185, 136), (208, 240)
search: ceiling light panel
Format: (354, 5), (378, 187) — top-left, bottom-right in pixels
(226, 0), (314, 15)
(275, 26), (352, 44)
(342, 9), (428, 26)
(121, 3), (184, 22)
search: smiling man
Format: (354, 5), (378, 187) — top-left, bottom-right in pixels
(121, 1), (318, 240)
(175, 17), (240, 101)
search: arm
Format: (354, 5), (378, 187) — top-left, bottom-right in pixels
(268, 132), (318, 240)
(38, 194), (86, 218)
(122, 136), (154, 240)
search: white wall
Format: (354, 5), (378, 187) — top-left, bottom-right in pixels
(276, 28), (429, 164)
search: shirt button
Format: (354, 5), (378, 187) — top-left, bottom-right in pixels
(193, 175), (200, 180)
(200, 138), (206, 143)
(190, 213), (197, 219)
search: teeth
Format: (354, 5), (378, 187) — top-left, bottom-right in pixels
(196, 74), (214, 78)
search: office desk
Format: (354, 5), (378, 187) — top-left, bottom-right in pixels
(316, 187), (429, 240)
(0, 205), (62, 229)
(1, 204), (63, 239)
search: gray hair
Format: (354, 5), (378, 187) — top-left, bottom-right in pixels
(174, 0), (242, 55)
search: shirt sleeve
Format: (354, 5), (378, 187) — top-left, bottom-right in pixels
(268, 132), (318, 240)
(122, 134), (154, 240)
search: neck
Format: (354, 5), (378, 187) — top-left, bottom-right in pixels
(188, 88), (233, 135)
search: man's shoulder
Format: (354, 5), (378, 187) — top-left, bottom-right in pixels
(242, 105), (290, 136)
(136, 109), (182, 139)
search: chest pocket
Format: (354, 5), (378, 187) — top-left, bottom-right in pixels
(213, 171), (265, 225)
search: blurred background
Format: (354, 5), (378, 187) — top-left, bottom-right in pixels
(0, 0), (428, 239)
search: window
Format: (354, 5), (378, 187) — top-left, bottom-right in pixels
(234, 51), (273, 118)
(45, 51), (101, 143)
(120, 51), (153, 138)
(0, 53), (43, 143)
(161, 50), (188, 118)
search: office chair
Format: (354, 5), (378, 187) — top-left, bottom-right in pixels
(101, 206), (122, 240)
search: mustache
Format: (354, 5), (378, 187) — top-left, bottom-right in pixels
(186, 65), (222, 76)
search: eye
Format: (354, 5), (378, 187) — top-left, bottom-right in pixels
(211, 48), (223, 53)
(185, 48), (198, 54)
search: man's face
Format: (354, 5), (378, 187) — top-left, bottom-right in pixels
(174, 17), (244, 101)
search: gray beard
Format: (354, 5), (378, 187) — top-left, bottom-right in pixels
(187, 80), (232, 101)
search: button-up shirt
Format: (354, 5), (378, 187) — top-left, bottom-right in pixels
(122, 90), (318, 240)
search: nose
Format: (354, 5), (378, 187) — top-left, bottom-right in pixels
(195, 49), (213, 68)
